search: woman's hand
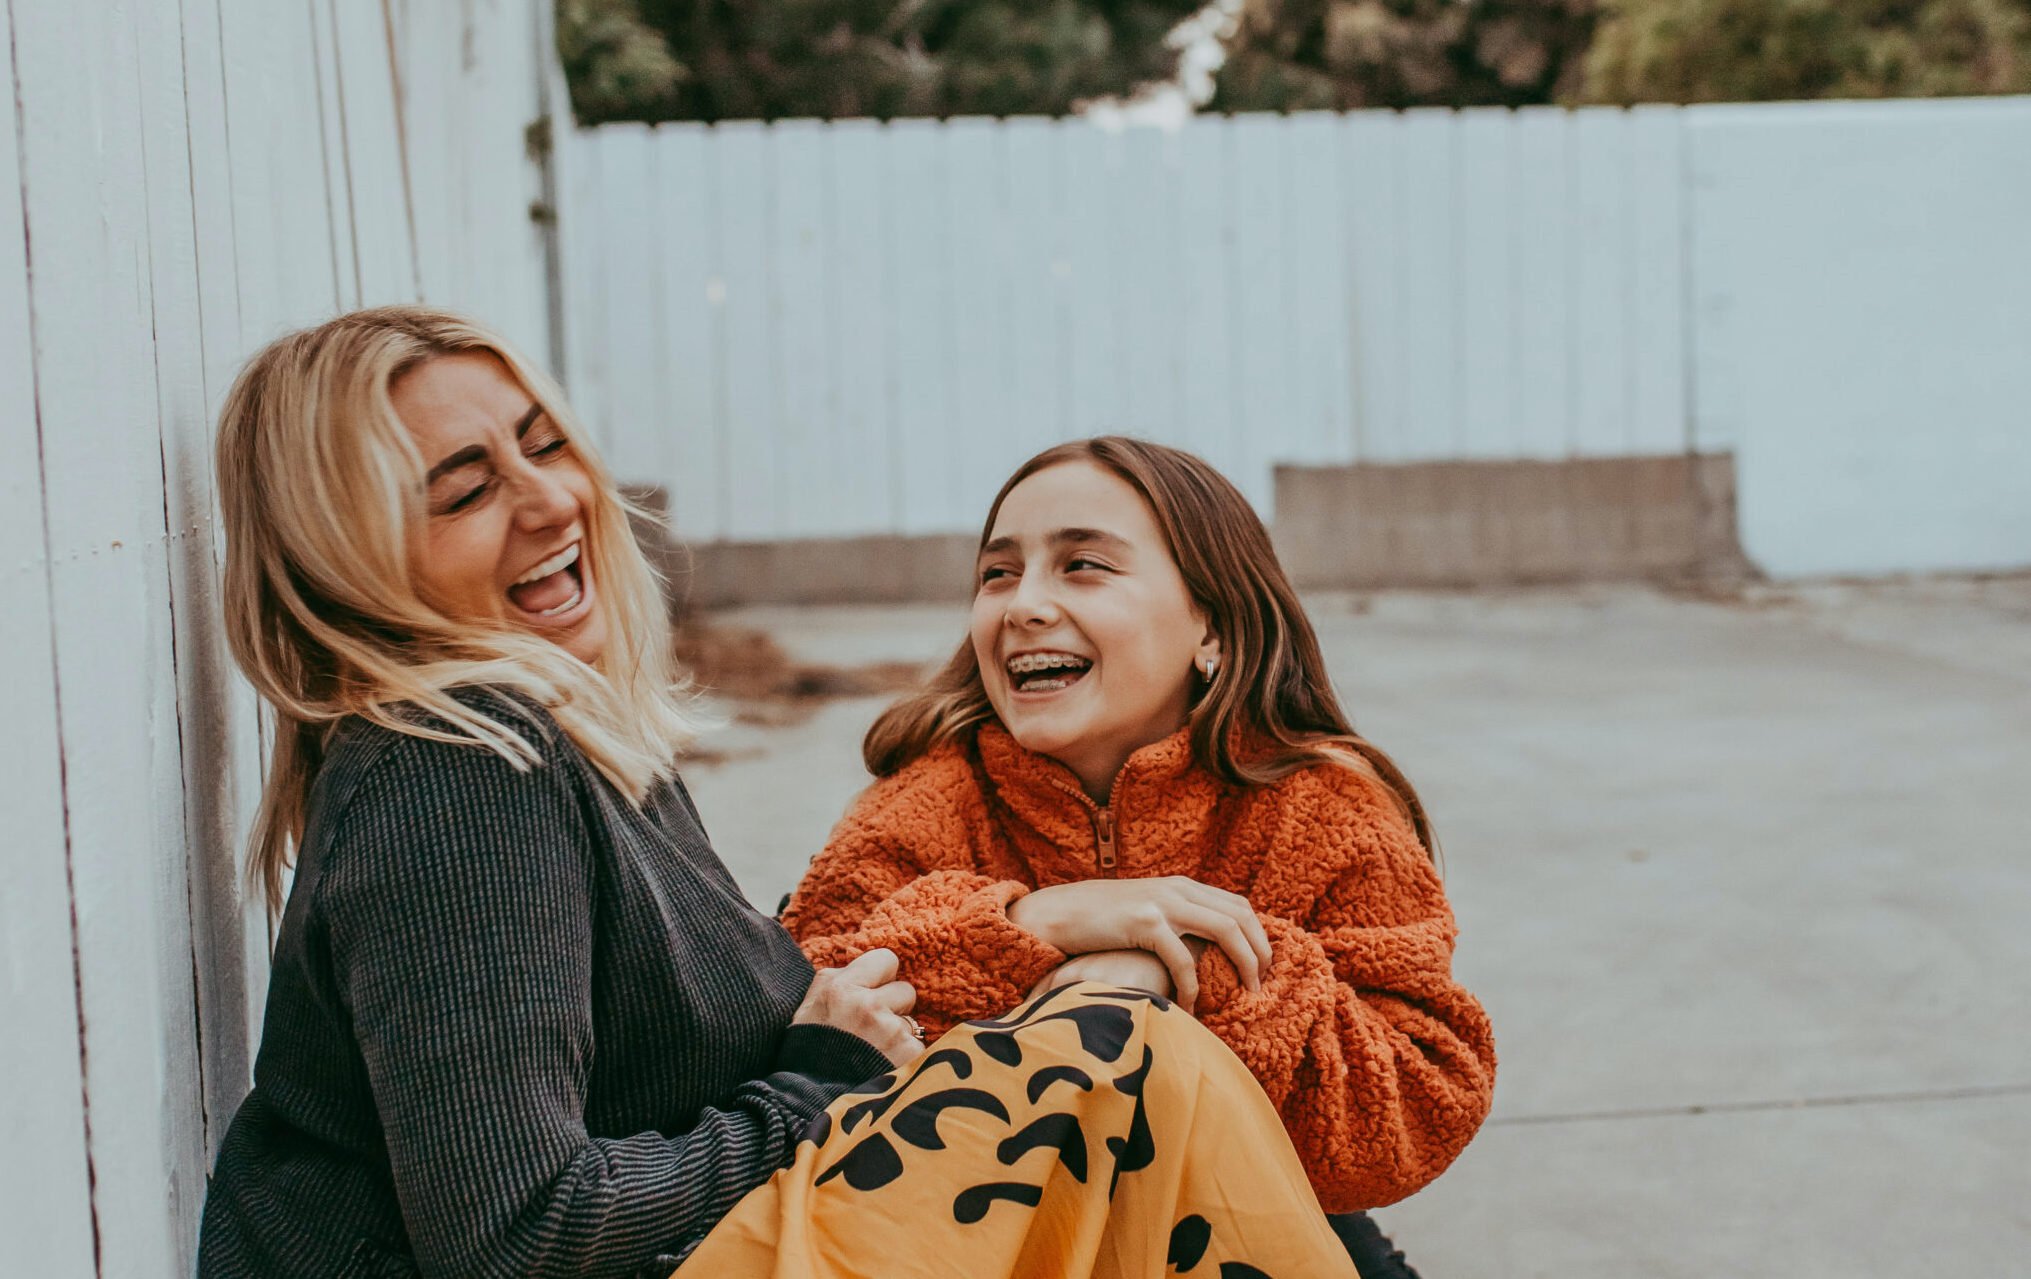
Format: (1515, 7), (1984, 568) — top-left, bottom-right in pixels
(793, 947), (925, 1067)
(1006, 878), (1271, 1010)
(1030, 948), (1177, 1002)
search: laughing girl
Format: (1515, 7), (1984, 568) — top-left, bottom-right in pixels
(784, 437), (1496, 1217)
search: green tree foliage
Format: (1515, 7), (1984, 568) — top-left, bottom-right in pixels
(558, 0), (1208, 122)
(1208, 0), (1600, 111)
(1580, 0), (2031, 103)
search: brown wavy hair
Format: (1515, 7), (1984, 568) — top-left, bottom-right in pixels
(862, 436), (1433, 856)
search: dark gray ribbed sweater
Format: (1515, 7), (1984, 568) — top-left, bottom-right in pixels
(197, 690), (889, 1279)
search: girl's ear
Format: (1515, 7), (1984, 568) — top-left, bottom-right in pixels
(1195, 627), (1222, 682)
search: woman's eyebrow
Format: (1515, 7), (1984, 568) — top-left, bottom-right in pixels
(425, 405), (543, 483)
(425, 445), (488, 483)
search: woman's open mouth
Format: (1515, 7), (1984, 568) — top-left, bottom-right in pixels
(1005, 651), (1093, 695)
(507, 541), (591, 624)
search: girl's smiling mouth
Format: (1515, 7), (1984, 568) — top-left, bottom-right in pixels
(1005, 650), (1094, 695)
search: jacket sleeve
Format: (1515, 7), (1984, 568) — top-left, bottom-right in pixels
(782, 783), (1065, 1035)
(1188, 769), (1497, 1213)
(318, 730), (891, 1279)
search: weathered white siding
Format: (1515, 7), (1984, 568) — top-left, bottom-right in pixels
(0, 2), (562, 1274)
(1685, 97), (2031, 578)
(565, 100), (2031, 577)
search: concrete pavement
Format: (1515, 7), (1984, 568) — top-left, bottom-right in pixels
(677, 576), (2031, 1277)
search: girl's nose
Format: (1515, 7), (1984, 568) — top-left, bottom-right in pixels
(1004, 571), (1059, 628)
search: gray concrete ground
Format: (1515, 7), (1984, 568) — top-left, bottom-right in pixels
(678, 576), (2031, 1278)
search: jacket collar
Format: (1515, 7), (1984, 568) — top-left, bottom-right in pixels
(972, 722), (1226, 880)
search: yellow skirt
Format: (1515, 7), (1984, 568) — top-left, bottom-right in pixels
(679, 983), (1358, 1279)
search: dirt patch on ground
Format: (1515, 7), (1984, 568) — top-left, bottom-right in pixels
(673, 617), (929, 729)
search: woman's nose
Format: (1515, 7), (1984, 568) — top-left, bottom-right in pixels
(510, 466), (579, 532)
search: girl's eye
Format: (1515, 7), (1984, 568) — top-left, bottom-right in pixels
(979, 565), (1014, 585)
(1065, 556), (1109, 573)
(526, 432), (567, 459)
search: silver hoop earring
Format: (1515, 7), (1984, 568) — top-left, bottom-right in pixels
(1202, 655), (1220, 680)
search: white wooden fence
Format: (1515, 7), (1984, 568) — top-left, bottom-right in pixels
(0, 2), (560, 1275)
(564, 98), (2031, 577)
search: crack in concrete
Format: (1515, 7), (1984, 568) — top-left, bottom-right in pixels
(1488, 1082), (2031, 1128)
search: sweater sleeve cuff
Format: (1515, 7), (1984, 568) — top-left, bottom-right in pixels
(772, 1022), (894, 1089)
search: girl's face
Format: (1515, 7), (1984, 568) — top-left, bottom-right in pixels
(390, 352), (608, 664)
(971, 461), (1219, 801)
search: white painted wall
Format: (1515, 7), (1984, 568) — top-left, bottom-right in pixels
(564, 100), (2031, 577)
(1685, 98), (2031, 578)
(0, 3), (561, 1275)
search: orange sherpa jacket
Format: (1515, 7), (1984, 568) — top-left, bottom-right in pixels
(782, 722), (1497, 1212)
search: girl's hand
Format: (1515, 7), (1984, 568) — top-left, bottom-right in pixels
(793, 947), (925, 1067)
(1029, 948), (1177, 1002)
(1006, 878), (1271, 1010)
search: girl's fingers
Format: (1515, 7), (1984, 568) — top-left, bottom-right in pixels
(1179, 906), (1261, 991)
(1175, 886), (1273, 980)
(1147, 930), (1200, 1012)
(1240, 909), (1273, 971)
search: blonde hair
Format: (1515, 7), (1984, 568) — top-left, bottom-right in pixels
(217, 305), (698, 911)
(864, 437), (1433, 857)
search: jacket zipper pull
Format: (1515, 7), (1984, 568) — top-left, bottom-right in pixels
(1094, 809), (1117, 875)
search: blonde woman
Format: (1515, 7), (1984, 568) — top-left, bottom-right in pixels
(195, 306), (1359, 1279)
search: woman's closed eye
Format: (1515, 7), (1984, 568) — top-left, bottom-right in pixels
(523, 427), (568, 460)
(1063, 555), (1113, 575)
(434, 474), (492, 516)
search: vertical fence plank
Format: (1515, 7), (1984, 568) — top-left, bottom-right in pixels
(1458, 109), (1517, 459)
(1175, 116), (1239, 474)
(594, 124), (661, 486)
(1058, 121), (1123, 442)
(1629, 105), (1689, 454)
(183, 0), (282, 1129)
(14, 1), (210, 1269)
(333, 0), (419, 305)
(135, 0), (265, 1184)
(447, 4), (549, 355)
(998, 117), (1066, 481)
(220, 0), (343, 341)
(714, 123), (777, 539)
(824, 120), (894, 536)
(770, 120), (834, 535)
(0, 2), (98, 1267)
(310, 0), (361, 309)
(943, 117), (1014, 527)
(1282, 111), (1354, 467)
(1512, 107), (1574, 459)
(1228, 113), (1293, 508)
(887, 119), (953, 535)
(560, 124), (609, 442)
(1343, 110), (1402, 463)
(650, 123), (725, 542)
(1115, 125), (1183, 443)
(1571, 107), (1633, 456)
(392, 0), (454, 316)
(1394, 108), (1460, 461)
